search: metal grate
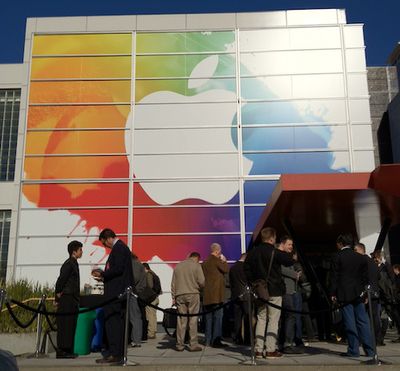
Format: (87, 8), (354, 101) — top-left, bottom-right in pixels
(0, 89), (20, 181)
(0, 210), (11, 280)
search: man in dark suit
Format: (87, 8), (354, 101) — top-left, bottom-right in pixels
(92, 228), (133, 364)
(229, 253), (249, 345)
(330, 234), (374, 358)
(55, 240), (83, 359)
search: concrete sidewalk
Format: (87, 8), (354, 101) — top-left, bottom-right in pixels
(16, 331), (400, 370)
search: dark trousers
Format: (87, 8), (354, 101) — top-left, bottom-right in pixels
(233, 300), (250, 344)
(56, 295), (79, 353)
(293, 292), (303, 345)
(204, 304), (223, 345)
(104, 301), (125, 358)
(341, 302), (374, 357)
(281, 294), (296, 347)
(384, 303), (400, 335)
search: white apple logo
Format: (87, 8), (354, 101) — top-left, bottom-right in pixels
(130, 55), (253, 205)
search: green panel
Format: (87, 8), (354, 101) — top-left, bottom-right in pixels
(136, 31), (235, 53)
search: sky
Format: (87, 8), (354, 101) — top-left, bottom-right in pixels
(1, 0), (399, 66)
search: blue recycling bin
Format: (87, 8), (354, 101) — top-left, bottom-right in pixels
(91, 308), (104, 352)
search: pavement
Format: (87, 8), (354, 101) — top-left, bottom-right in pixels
(16, 330), (400, 370)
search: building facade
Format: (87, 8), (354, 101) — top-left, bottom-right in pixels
(0, 10), (377, 306)
(367, 66), (398, 165)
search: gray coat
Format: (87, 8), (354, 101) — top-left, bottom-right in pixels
(132, 258), (146, 294)
(281, 265), (298, 295)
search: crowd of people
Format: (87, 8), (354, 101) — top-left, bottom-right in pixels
(53, 227), (400, 364)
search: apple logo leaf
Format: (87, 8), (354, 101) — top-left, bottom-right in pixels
(188, 55), (219, 90)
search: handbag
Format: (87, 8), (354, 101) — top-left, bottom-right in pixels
(331, 306), (342, 325)
(162, 307), (178, 337)
(252, 249), (275, 302)
(137, 286), (158, 304)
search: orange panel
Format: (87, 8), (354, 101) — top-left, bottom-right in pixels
(25, 130), (127, 155)
(29, 81), (131, 104)
(24, 155), (129, 180)
(27, 105), (130, 129)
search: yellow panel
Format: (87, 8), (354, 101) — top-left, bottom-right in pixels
(31, 56), (131, 79)
(27, 105), (130, 129)
(29, 81), (131, 104)
(32, 34), (132, 55)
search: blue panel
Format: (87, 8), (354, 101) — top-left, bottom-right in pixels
(244, 152), (349, 175)
(245, 206), (265, 233)
(242, 126), (334, 152)
(244, 180), (277, 204)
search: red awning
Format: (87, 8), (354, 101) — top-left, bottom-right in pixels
(252, 165), (400, 246)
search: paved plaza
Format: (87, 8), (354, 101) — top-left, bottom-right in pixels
(16, 329), (400, 370)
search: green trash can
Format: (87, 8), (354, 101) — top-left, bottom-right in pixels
(73, 308), (97, 355)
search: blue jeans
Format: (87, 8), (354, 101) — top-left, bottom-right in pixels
(205, 304), (223, 345)
(341, 302), (375, 357)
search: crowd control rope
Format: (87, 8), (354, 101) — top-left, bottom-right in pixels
(43, 307), (57, 332)
(259, 297), (344, 315)
(137, 293), (242, 317)
(5, 301), (41, 329)
(9, 295), (120, 316)
(4, 287), (361, 325)
(1, 297), (54, 313)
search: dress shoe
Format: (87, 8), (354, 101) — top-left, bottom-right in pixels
(265, 351), (283, 359)
(95, 355), (122, 364)
(212, 339), (228, 348)
(189, 345), (203, 352)
(255, 351), (265, 359)
(339, 352), (359, 358)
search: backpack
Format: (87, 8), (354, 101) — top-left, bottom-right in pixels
(152, 272), (162, 295)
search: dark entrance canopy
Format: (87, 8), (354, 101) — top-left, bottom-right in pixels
(252, 164), (400, 256)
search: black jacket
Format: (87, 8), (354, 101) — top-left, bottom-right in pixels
(103, 239), (134, 298)
(229, 261), (247, 301)
(365, 255), (380, 297)
(244, 242), (294, 297)
(55, 257), (80, 301)
(330, 247), (368, 304)
(378, 262), (398, 304)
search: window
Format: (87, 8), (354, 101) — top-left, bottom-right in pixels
(0, 89), (20, 181)
(0, 210), (11, 281)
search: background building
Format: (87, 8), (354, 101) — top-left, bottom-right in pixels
(0, 9), (384, 308)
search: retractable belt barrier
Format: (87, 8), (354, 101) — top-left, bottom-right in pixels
(3, 286), (355, 320)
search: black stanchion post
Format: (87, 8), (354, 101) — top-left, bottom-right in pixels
(0, 289), (6, 317)
(362, 285), (390, 365)
(122, 286), (131, 367)
(240, 286), (257, 366)
(28, 294), (47, 359)
(122, 287), (137, 367)
(366, 286), (379, 365)
(247, 286), (256, 365)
